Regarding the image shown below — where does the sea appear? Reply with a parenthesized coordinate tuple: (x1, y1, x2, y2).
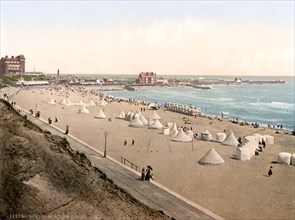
(105, 76, 295, 130)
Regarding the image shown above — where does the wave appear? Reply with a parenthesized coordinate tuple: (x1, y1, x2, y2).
(250, 101, 294, 110)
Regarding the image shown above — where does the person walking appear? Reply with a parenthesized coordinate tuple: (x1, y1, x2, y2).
(268, 166, 273, 177)
(132, 139, 135, 146)
(65, 125, 69, 135)
(141, 168, 145, 181)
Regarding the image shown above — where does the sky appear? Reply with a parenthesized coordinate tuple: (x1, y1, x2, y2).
(0, 1, 294, 76)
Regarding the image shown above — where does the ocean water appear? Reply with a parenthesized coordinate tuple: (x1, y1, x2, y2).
(105, 76, 295, 130)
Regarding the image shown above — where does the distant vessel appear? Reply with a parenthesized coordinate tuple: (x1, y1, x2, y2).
(191, 84, 212, 90)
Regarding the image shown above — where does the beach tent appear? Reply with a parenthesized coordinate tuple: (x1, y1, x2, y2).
(162, 127, 170, 135)
(139, 114, 148, 125)
(291, 154, 295, 166)
(94, 109, 106, 119)
(133, 112, 141, 120)
(48, 98, 55, 105)
(198, 148, 224, 165)
(170, 122, 178, 137)
(79, 106, 90, 114)
(88, 99, 96, 106)
(216, 133, 226, 143)
(98, 99, 107, 107)
(60, 98, 71, 106)
(172, 128, 192, 142)
(222, 131, 239, 146)
(262, 135, 274, 145)
(125, 112, 134, 121)
(201, 130, 213, 141)
(129, 116, 144, 128)
(116, 110, 125, 119)
(245, 136, 258, 144)
(147, 118, 155, 126)
(235, 147, 251, 161)
(78, 100, 84, 106)
(277, 152, 291, 165)
(185, 130, 194, 139)
(166, 122, 173, 130)
(149, 119, 163, 129)
(149, 111, 161, 120)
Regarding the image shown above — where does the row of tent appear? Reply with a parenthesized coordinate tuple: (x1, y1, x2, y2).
(48, 98, 108, 107)
(164, 102, 201, 116)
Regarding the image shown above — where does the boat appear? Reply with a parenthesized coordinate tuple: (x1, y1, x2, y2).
(191, 84, 212, 90)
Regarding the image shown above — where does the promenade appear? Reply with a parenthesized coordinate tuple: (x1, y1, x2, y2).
(17, 107, 223, 220)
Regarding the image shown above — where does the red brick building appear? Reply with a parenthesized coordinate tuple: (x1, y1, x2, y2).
(0, 55, 25, 75)
(136, 72, 156, 84)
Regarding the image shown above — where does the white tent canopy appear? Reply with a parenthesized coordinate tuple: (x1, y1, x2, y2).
(79, 106, 90, 114)
(129, 116, 144, 128)
(116, 110, 125, 119)
(222, 131, 239, 146)
(216, 133, 226, 143)
(243, 140, 258, 157)
(48, 98, 55, 105)
(172, 128, 192, 142)
(170, 122, 178, 137)
(60, 98, 71, 106)
(94, 109, 106, 119)
(139, 114, 148, 125)
(149, 119, 163, 129)
(149, 111, 161, 120)
(201, 130, 213, 141)
(198, 148, 224, 165)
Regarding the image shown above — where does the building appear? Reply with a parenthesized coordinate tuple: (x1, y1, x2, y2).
(0, 55, 25, 75)
(136, 72, 156, 84)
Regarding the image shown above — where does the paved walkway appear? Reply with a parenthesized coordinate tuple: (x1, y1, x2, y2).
(17, 107, 223, 220)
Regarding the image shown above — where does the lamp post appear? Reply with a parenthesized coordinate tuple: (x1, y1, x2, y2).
(104, 131, 109, 158)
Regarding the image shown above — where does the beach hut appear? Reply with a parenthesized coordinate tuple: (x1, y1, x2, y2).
(172, 128, 192, 142)
(291, 154, 295, 166)
(201, 130, 213, 141)
(216, 133, 226, 143)
(162, 127, 170, 135)
(94, 109, 106, 119)
(149, 111, 161, 120)
(235, 147, 251, 161)
(149, 119, 163, 129)
(48, 98, 55, 105)
(170, 122, 178, 137)
(253, 134, 262, 142)
(116, 110, 125, 119)
(262, 135, 274, 145)
(129, 116, 144, 128)
(222, 131, 239, 147)
(198, 148, 224, 165)
(185, 130, 194, 139)
(243, 140, 258, 157)
(79, 106, 90, 114)
(277, 152, 292, 165)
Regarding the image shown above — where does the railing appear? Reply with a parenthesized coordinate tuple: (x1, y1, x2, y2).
(120, 156, 138, 171)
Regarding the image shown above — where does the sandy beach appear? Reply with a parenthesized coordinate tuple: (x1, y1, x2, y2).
(11, 86, 295, 219)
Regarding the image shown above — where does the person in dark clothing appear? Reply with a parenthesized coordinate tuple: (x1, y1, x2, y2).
(55, 116, 58, 122)
(65, 125, 69, 135)
(124, 140, 127, 145)
(132, 139, 135, 146)
(145, 167, 151, 181)
(141, 168, 145, 181)
(268, 166, 273, 177)
(262, 138, 266, 148)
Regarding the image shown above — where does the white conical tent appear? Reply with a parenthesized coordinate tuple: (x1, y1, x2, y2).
(166, 122, 173, 130)
(147, 118, 155, 126)
(198, 148, 224, 165)
(139, 114, 148, 125)
(216, 133, 226, 142)
(94, 109, 106, 119)
(125, 112, 134, 121)
(60, 98, 71, 106)
(78, 100, 84, 106)
(149, 119, 163, 129)
(88, 99, 96, 106)
(129, 116, 144, 128)
(116, 110, 125, 119)
(98, 99, 107, 107)
(149, 111, 161, 120)
(172, 128, 192, 142)
(185, 130, 194, 139)
(235, 147, 251, 161)
(201, 130, 213, 141)
(133, 112, 141, 120)
(170, 122, 178, 137)
(79, 106, 89, 114)
(222, 131, 239, 146)
(48, 98, 55, 105)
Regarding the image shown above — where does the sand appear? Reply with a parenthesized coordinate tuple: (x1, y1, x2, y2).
(11, 86, 295, 219)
